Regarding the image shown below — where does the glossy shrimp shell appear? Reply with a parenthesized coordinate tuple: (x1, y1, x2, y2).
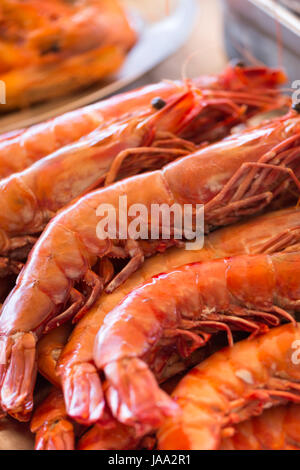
(2, 108, 300, 421)
(0, 81, 179, 179)
(0, 89, 199, 259)
(37, 324, 72, 388)
(57, 207, 300, 426)
(219, 404, 300, 450)
(36, 324, 148, 450)
(0, 70, 290, 252)
(0, 77, 283, 275)
(93, 252, 300, 433)
(158, 323, 300, 450)
(33, 208, 300, 447)
(35, 325, 146, 450)
(36, 327, 184, 450)
(30, 388, 74, 451)
(77, 421, 152, 451)
(31, 385, 152, 451)
(0, 63, 288, 179)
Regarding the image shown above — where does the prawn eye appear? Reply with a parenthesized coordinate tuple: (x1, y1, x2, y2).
(292, 102, 300, 113)
(230, 58, 245, 68)
(40, 41, 61, 55)
(151, 97, 167, 110)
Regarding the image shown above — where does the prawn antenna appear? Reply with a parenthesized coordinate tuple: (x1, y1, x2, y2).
(232, 41, 264, 67)
(181, 50, 202, 89)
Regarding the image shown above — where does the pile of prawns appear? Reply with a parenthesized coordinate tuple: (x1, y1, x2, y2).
(0, 62, 300, 450)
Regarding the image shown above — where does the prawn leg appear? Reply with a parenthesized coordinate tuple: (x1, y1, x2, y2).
(30, 389, 75, 451)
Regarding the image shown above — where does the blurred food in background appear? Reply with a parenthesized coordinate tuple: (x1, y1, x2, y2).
(0, 0, 137, 111)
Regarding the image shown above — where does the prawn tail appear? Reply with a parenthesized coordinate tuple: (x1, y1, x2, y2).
(0, 332, 37, 421)
(62, 362, 105, 426)
(30, 388, 75, 450)
(35, 420, 75, 451)
(104, 358, 179, 436)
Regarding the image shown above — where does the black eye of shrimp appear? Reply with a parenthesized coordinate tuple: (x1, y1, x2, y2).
(40, 41, 61, 55)
(151, 97, 167, 110)
(292, 102, 300, 113)
(230, 58, 245, 68)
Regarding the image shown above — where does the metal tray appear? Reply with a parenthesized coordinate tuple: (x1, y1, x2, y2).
(222, 0, 300, 83)
(279, 0, 300, 16)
